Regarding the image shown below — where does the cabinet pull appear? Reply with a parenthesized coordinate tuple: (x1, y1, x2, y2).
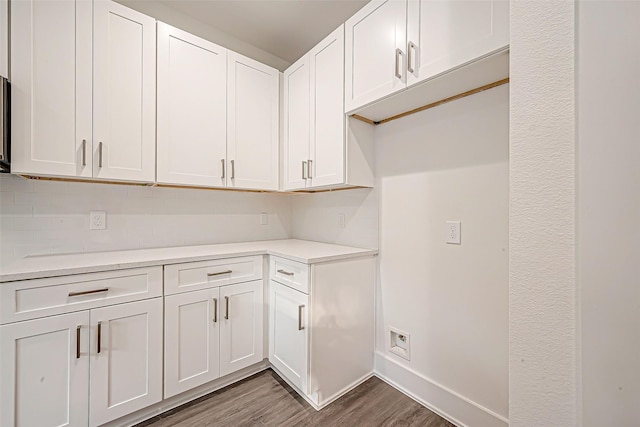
(213, 298, 218, 323)
(225, 296, 229, 320)
(81, 139, 87, 166)
(302, 161, 307, 179)
(97, 321, 102, 354)
(68, 288, 109, 297)
(395, 48, 403, 79)
(407, 41, 417, 74)
(98, 142, 103, 168)
(307, 160, 313, 179)
(221, 159, 225, 179)
(207, 270, 232, 277)
(76, 326, 81, 359)
(277, 269, 294, 276)
(298, 305, 305, 330)
(230, 160, 235, 179)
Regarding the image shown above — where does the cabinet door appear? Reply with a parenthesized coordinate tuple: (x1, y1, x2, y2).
(219, 280, 264, 377)
(157, 23, 227, 187)
(268, 281, 309, 393)
(227, 52, 279, 190)
(406, 0, 509, 86)
(93, 1, 156, 183)
(309, 25, 345, 188)
(164, 288, 220, 398)
(345, 0, 407, 113)
(10, 0, 92, 178)
(283, 55, 310, 191)
(89, 298, 162, 426)
(0, 311, 90, 427)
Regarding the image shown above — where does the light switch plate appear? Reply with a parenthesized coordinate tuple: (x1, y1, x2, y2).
(446, 221, 461, 244)
(260, 212, 268, 225)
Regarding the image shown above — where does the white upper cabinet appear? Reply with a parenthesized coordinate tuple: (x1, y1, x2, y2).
(157, 23, 227, 187)
(0, 0, 8, 77)
(11, 0, 156, 183)
(345, 0, 509, 113)
(345, 0, 407, 113)
(406, 0, 509, 86)
(309, 26, 346, 188)
(283, 55, 311, 190)
(227, 52, 279, 190)
(284, 25, 374, 191)
(11, 0, 93, 178)
(93, 1, 156, 183)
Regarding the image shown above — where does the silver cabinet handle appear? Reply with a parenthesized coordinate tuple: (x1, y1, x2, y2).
(207, 270, 232, 277)
(395, 48, 403, 79)
(230, 160, 235, 179)
(302, 161, 307, 179)
(213, 298, 218, 323)
(224, 296, 229, 320)
(97, 321, 102, 354)
(407, 41, 417, 74)
(98, 142, 103, 168)
(81, 139, 87, 166)
(277, 269, 294, 276)
(221, 159, 225, 179)
(76, 326, 81, 359)
(307, 160, 313, 179)
(298, 305, 305, 330)
(68, 288, 109, 297)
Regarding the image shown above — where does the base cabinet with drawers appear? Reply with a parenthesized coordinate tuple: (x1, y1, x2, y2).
(268, 255, 376, 408)
(0, 267, 163, 427)
(163, 257, 264, 398)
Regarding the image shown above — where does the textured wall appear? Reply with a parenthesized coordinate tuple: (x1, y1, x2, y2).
(0, 175, 291, 267)
(509, 1, 576, 425)
(578, 1, 640, 425)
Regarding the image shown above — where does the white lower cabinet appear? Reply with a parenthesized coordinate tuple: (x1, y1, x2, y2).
(89, 298, 163, 426)
(0, 311, 90, 427)
(268, 255, 376, 408)
(269, 280, 309, 393)
(164, 288, 221, 398)
(164, 270, 264, 397)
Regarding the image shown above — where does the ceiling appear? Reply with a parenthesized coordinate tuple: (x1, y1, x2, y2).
(156, 0, 369, 64)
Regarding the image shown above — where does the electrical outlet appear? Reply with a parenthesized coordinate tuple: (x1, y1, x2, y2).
(90, 211, 106, 230)
(338, 213, 346, 228)
(260, 212, 268, 225)
(446, 221, 461, 244)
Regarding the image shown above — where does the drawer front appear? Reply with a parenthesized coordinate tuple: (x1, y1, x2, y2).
(269, 257, 309, 294)
(0, 267, 163, 324)
(164, 256, 263, 295)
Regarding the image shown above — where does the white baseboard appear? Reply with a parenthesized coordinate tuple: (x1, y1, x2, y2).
(374, 352, 508, 427)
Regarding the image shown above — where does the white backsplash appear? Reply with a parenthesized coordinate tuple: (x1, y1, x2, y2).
(0, 174, 292, 266)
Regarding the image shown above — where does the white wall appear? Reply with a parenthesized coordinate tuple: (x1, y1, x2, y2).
(374, 85, 509, 427)
(578, 1, 640, 426)
(0, 175, 291, 267)
(509, 1, 577, 425)
(290, 188, 378, 249)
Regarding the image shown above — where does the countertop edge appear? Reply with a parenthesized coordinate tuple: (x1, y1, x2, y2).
(0, 241, 378, 283)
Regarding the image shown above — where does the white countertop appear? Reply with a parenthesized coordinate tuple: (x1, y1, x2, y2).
(0, 239, 378, 282)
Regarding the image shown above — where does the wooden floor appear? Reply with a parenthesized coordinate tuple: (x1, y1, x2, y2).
(138, 369, 456, 427)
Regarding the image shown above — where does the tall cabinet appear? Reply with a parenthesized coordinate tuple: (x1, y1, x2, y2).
(283, 25, 374, 191)
(11, 0, 156, 183)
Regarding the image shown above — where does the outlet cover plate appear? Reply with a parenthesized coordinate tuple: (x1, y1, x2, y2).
(446, 221, 461, 244)
(90, 211, 106, 230)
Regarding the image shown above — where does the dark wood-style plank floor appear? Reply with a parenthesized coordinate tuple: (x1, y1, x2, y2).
(138, 369, 456, 427)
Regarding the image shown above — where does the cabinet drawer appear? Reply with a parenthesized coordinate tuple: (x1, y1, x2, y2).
(269, 257, 309, 294)
(164, 256, 263, 295)
(0, 267, 163, 324)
